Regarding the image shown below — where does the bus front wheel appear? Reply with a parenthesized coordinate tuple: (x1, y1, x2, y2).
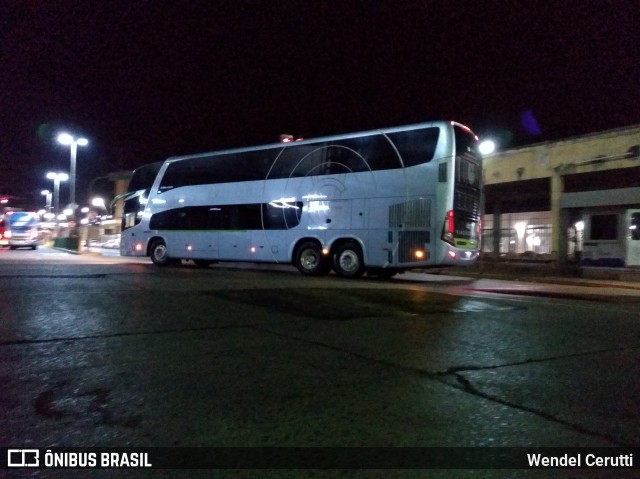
(150, 240, 172, 266)
(294, 241, 330, 276)
(333, 242, 365, 278)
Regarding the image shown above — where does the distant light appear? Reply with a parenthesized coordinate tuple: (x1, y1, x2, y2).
(479, 140, 496, 155)
(57, 133, 73, 145)
(575, 221, 584, 232)
(47, 172, 69, 181)
(57, 133, 88, 146)
(91, 197, 106, 208)
(63, 208, 73, 216)
(41, 190, 50, 195)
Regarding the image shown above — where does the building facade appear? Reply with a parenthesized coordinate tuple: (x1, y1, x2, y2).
(482, 124, 640, 267)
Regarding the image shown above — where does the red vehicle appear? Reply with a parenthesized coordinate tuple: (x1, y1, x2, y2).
(0, 217, 8, 247)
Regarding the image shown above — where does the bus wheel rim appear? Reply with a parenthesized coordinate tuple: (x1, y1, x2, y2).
(339, 251, 359, 272)
(300, 249, 318, 270)
(154, 244, 167, 261)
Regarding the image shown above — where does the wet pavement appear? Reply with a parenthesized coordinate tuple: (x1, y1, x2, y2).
(88, 246, 640, 302)
(1, 250, 640, 477)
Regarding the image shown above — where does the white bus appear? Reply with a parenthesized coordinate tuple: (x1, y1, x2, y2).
(120, 121, 483, 278)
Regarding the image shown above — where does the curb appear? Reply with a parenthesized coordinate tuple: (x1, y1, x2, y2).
(461, 287, 640, 303)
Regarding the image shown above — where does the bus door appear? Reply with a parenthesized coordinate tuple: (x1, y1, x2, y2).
(626, 209, 640, 266)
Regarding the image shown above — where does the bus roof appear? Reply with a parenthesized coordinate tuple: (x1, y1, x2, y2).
(162, 120, 472, 164)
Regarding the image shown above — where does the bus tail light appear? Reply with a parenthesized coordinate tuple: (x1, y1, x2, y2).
(442, 210, 455, 245)
(448, 250, 457, 259)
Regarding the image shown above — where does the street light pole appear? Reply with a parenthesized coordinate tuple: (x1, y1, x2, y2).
(46, 172, 69, 215)
(57, 133, 88, 210)
(41, 190, 52, 213)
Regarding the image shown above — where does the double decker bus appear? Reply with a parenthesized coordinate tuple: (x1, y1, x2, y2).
(120, 121, 483, 278)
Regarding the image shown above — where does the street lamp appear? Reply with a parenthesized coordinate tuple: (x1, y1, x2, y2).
(46, 172, 69, 215)
(57, 132, 88, 210)
(91, 197, 107, 211)
(479, 139, 496, 155)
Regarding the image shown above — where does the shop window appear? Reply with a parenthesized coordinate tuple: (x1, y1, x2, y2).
(589, 214, 617, 240)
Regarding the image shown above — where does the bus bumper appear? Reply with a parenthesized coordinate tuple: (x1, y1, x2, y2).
(443, 248, 480, 265)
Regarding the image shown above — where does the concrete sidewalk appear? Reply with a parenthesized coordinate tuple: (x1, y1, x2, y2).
(441, 260, 640, 285)
(413, 261, 640, 303)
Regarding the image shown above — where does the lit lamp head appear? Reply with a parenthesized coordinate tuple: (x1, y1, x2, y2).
(479, 139, 496, 155)
(57, 133, 88, 146)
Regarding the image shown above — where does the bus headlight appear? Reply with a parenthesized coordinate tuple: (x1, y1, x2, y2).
(414, 249, 425, 260)
(134, 243, 143, 252)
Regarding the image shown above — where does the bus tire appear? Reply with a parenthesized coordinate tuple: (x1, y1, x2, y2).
(294, 241, 330, 276)
(150, 239, 172, 266)
(333, 242, 365, 278)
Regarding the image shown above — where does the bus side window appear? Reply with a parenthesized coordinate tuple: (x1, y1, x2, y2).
(263, 202, 302, 229)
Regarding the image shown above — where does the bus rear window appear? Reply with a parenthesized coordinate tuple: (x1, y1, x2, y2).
(454, 125, 480, 158)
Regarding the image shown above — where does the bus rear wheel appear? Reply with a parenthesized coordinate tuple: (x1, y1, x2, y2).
(333, 242, 365, 278)
(294, 241, 330, 276)
(150, 240, 172, 266)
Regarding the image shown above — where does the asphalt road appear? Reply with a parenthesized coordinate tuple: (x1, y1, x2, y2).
(0, 247, 639, 478)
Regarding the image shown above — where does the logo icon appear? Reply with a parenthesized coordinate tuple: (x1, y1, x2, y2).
(7, 449, 40, 467)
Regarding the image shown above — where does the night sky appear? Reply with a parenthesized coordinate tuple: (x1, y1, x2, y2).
(1, 1, 639, 208)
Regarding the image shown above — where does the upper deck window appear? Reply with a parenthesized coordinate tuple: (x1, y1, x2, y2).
(158, 127, 441, 191)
